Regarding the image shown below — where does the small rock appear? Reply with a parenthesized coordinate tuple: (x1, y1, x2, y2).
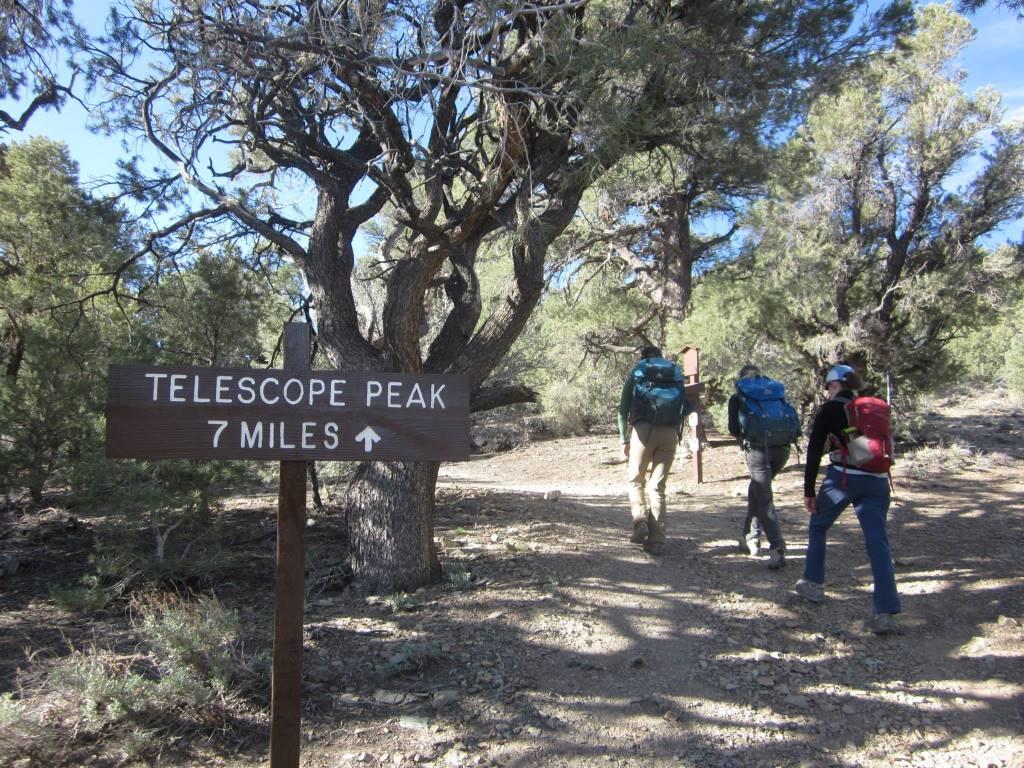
(442, 746, 467, 765)
(432, 689, 460, 708)
(374, 690, 409, 705)
(785, 695, 811, 710)
(629, 655, 647, 668)
(399, 715, 431, 731)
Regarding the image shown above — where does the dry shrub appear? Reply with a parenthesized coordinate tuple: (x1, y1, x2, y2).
(0, 593, 265, 767)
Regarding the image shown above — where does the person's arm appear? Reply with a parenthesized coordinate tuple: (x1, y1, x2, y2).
(617, 376, 633, 445)
(727, 393, 741, 438)
(676, 367, 693, 440)
(803, 400, 844, 498)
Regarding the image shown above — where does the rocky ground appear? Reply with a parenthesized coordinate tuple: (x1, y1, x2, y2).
(1, 390, 1023, 767)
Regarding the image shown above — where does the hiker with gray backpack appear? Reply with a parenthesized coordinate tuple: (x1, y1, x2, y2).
(728, 364, 802, 570)
(617, 346, 694, 556)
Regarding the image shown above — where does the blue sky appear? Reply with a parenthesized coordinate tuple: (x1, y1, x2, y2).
(5, 1, 1023, 241)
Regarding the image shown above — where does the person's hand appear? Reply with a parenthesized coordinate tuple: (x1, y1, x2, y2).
(622, 442, 630, 459)
(804, 496, 816, 515)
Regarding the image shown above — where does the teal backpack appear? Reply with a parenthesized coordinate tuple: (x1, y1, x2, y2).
(630, 358, 687, 428)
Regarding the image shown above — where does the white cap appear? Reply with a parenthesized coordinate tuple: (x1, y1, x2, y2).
(825, 364, 856, 385)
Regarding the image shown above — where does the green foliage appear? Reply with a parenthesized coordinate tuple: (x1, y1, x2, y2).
(731, 5, 1024, 399)
(0, 139, 301, 504)
(0, 138, 136, 500)
(503, 264, 646, 435)
(136, 592, 244, 692)
(143, 247, 301, 367)
(1004, 299, 1024, 397)
(0, 692, 25, 726)
(673, 260, 821, 425)
(541, 372, 617, 436)
(382, 592, 417, 613)
(52, 493, 241, 612)
(378, 641, 443, 679)
(3, 593, 256, 764)
(443, 561, 475, 589)
(946, 259, 1024, 389)
(48, 651, 165, 725)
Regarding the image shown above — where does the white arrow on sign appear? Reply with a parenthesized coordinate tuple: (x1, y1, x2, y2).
(354, 426, 381, 453)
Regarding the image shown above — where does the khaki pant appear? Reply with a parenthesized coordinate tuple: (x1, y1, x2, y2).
(627, 423, 679, 544)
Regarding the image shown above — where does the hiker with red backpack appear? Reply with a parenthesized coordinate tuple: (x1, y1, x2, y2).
(795, 364, 901, 635)
(617, 345, 693, 556)
(728, 364, 801, 570)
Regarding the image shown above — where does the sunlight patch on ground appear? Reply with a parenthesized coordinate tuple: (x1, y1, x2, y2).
(896, 578, 958, 595)
(959, 578, 1022, 593)
(951, 636, 1024, 660)
(624, 614, 681, 641)
(905, 679, 1024, 705)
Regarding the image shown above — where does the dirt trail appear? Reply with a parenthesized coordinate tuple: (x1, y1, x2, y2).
(2, 392, 1022, 768)
(294, 390, 1024, 767)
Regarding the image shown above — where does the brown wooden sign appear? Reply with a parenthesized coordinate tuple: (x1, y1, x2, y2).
(106, 364, 470, 462)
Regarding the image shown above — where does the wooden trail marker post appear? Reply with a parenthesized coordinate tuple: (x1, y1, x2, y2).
(105, 323, 470, 768)
(680, 346, 705, 485)
(272, 323, 309, 767)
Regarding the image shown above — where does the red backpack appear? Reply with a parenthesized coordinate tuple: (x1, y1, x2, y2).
(834, 396, 895, 473)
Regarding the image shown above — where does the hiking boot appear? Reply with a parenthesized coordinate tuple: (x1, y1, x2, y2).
(794, 578, 825, 603)
(630, 520, 649, 544)
(767, 549, 786, 570)
(738, 537, 759, 557)
(871, 613, 898, 635)
(644, 540, 665, 556)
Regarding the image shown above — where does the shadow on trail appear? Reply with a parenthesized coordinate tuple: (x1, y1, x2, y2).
(3, 432, 1021, 767)
(381, 473, 1023, 765)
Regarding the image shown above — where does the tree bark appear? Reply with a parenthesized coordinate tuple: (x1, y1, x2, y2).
(345, 460, 442, 593)
(471, 383, 537, 413)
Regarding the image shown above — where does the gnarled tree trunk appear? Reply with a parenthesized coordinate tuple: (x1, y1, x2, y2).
(346, 460, 441, 592)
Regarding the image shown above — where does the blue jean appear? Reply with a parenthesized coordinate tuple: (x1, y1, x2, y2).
(803, 466, 901, 615)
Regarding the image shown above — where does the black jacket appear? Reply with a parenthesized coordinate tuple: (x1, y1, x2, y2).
(803, 389, 855, 497)
(727, 392, 742, 439)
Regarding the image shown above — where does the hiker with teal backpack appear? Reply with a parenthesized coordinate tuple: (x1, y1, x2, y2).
(728, 364, 802, 570)
(795, 364, 901, 635)
(617, 346, 693, 556)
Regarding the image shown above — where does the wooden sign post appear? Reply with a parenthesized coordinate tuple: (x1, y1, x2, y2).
(271, 323, 309, 768)
(680, 346, 705, 485)
(105, 323, 470, 768)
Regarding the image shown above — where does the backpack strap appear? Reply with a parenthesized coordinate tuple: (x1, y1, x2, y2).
(828, 394, 852, 487)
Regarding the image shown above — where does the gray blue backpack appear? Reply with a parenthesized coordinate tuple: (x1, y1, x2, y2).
(631, 358, 687, 428)
(735, 376, 801, 447)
